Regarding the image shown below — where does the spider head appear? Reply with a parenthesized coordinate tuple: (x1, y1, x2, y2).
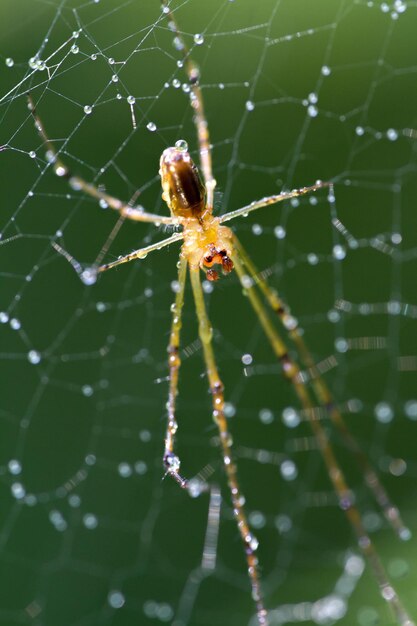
(203, 244, 234, 281)
(159, 140, 206, 219)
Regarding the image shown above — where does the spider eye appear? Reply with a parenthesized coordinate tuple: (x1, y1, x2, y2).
(160, 145, 206, 218)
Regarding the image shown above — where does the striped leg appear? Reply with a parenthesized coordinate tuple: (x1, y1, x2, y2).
(232, 247, 414, 626)
(232, 234, 409, 540)
(189, 265, 268, 626)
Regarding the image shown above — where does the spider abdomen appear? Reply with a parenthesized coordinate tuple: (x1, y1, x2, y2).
(160, 142, 206, 219)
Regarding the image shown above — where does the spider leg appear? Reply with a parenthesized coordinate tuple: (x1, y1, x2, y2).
(232, 248, 414, 626)
(98, 231, 183, 273)
(27, 94, 174, 226)
(189, 265, 267, 626)
(232, 235, 410, 541)
(161, 3, 216, 209)
(163, 255, 191, 488)
(220, 182, 331, 225)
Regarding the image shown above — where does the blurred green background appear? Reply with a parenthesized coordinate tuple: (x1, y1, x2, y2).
(0, 0, 416, 625)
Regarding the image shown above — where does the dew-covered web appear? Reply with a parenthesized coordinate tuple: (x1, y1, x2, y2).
(1, 0, 417, 625)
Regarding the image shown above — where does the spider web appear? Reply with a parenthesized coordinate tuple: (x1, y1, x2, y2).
(0, 0, 416, 624)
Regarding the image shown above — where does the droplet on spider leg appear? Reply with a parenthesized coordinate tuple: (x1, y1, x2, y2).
(80, 267, 98, 286)
(173, 36, 184, 51)
(187, 478, 206, 498)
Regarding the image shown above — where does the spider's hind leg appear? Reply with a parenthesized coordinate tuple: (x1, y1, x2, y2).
(189, 264, 268, 626)
(231, 237, 414, 626)
(232, 233, 410, 541)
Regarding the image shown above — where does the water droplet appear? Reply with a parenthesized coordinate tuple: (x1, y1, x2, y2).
(241, 353, 253, 365)
(68, 494, 81, 507)
(83, 105, 93, 115)
(0, 312, 9, 324)
(8, 459, 22, 475)
(375, 402, 394, 423)
(28, 56, 38, 69)
(111, 74, 118, 82)
(54, 164, 66, 177)
(282, 406, 300, 428)
(395, 0, 407, 10)
(307, 104, 318, 117)
(194, 33, 204, 45)
(83, 513, 98, 529)
(308, 92, 318, 104)
(99, 198, 108, 209)
(29, 151, 36, 159)
(275, 514, 292, 533)
(173, 36, 184, 51)
(404, 399, 417, 420)
(82, 385, 94, 397)
(321, 65, 331, 76)
(118, 462, 133, 478)
(146, 121, 156, 132)
(251, 223, 263, 235)
(172, 78, 181, 88)
(108, 591, 125, 609)
(10, 318, 21, 330)
(249, 511, 266, 529)
(274, 225, 286, 239)
(333, 244, 346, 260)
(127, 95, 135, 105)
(335, 337, 348, 353)
(245, 100, 255, 111)
(355, 126, 365, 136)
(307, 253, 319, 265)
(5, 57, 14, 67)
(80, 267, 97, 286)
(134, 460, 147, 475)
(90, 53, 97, 60)
(175, 139, 188, 152)
(280, 459, 298, 481)
(387, 128, 398, 141)
(71, 44, 79, 54)
(28, 350, 41, 365)
(11, 482, 26, 499)
(108, 57, 115, 65)
(259, 408, 273, 424)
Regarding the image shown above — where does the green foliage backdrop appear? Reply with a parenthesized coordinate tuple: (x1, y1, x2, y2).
(0, 1, 416, 625)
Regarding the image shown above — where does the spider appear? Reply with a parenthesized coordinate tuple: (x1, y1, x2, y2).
(27, 3, 413, 625)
